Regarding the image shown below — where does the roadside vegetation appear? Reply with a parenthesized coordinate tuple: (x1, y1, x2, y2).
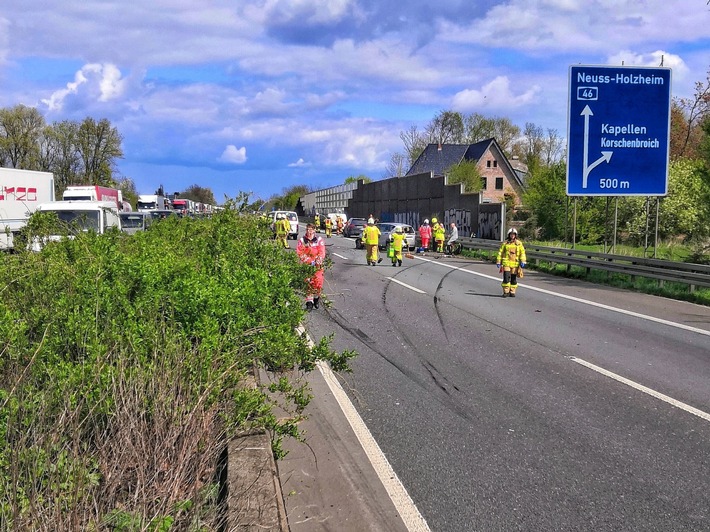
(0, 206, 353, 530)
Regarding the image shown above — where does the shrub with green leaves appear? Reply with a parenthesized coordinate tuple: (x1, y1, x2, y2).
(0, 207, 354, 530)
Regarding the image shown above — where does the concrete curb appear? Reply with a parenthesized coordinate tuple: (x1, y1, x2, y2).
(226, 369, 289, 531)
(227, 430, 289, 531)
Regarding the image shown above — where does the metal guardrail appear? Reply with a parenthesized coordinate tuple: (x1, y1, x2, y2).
(458, 237, 710, 292)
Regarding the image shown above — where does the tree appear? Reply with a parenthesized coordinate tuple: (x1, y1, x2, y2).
(384, 152, 408, 178)
(76, 117, 123, 186)
(522, 161, 567, 240)
(672, 67, 710, 159)
(400, 126, 427, 167)
(39, 120, 82, 195)
(271, 185, 311, 211)
(344, 174, 371, 184)
(464, 114, 520, 154)
(445, 159, 483, 193)
(0, 104, 46, 169)
(180, 184, 216, 206)
(116, 176, 139, 209)
(425, 111, 464, 144)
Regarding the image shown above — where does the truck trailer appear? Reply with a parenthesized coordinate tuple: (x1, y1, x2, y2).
(0, 167, 56, 250)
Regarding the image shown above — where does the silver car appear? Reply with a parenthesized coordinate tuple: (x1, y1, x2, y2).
(377, 222, 416, 251)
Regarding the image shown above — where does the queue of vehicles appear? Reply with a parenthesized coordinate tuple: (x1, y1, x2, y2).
(0, 168, 220, 251)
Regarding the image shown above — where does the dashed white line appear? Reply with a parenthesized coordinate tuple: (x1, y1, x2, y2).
(387, 277, 427, 294)
(570, 357, 710, 422)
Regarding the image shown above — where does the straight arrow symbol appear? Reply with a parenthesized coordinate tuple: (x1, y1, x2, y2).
(581, 105, 613, 188)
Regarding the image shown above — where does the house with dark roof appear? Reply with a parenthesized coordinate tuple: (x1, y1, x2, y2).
(406, 138, 525, 205)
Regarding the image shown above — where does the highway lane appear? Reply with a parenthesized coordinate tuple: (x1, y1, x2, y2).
(302, 234, 710, 531)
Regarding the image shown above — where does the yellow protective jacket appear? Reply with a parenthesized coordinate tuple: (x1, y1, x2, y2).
(390, 232, 406, 252)
(433, 223, 445, 240)
(276, 218, 289, 236)
(496, 239, 526, 268)
(363, 225, 381, 245)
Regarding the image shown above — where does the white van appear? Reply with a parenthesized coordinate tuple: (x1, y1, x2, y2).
(270, 211, 299, 239)
(30, 201, 121, 251)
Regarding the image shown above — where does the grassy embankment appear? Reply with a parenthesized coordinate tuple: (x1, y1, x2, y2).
(0, 209, 353, 530)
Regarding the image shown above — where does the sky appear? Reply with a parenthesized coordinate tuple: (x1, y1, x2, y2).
(1, 1, 709, 203)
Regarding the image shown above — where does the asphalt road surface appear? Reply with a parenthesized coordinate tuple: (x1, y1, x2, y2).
(292, 232, 710, 531)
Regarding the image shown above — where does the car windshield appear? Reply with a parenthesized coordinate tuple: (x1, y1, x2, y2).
(120, 214, 145, 228)
(378, 224, 395, 232)
(55, 210, 100, 231)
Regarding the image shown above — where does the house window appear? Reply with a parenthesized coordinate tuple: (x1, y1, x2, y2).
(482, 177, 487, 189)
(493, 160, 498, 168)
(486, 160, 492, 168)
(495, 177, 504, 190)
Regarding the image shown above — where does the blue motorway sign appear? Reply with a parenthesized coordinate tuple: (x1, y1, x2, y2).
(567, 65, 671, 196)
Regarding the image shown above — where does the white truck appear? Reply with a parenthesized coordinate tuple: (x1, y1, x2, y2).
(30, 200, 122, 251)
(62, 185, 125, 210)
(137, 194, 167, 212)
(0, 167, 56, 250)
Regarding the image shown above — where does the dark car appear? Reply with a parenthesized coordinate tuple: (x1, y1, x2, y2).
(343, 217, 367, 239)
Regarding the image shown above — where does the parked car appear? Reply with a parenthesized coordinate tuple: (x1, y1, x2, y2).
(377, 223, 416, 251)
(343, 217, 367, 238)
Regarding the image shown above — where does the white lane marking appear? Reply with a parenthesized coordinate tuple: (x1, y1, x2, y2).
(414, 256, 710, 337)
(298, 328, 430, 531)
(570, 357, 710, 422)
(332, 252, 348, 259)
(387, 277, 427, 294)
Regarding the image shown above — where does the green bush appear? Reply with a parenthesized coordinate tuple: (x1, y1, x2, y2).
(0, 208, 354, 529)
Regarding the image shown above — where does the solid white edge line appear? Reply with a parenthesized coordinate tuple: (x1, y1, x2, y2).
(332, 252, 348, 259)
(570, 357, 710, 422)
(297, 328, 430, 531)
(413, 256, 710, 337)
(316, 360, 431, 532)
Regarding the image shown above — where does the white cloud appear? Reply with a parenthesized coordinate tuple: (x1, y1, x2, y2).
(606, 50, 689, 79)
(41, 63, 127, 111)
(451, 76, 541, 111)
(288, 158, 310, 167)
(219, 145, 247, 164)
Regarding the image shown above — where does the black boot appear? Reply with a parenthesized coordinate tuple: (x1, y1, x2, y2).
(313, 297, 320, 309)
(306, 301, 314, 311)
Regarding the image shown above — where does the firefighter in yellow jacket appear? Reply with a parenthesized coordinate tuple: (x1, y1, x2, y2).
(389, 225, 406, 267)
(496, 228, 526, 297)
(432, 217, 446, 252)
(362, 218, 382, 266)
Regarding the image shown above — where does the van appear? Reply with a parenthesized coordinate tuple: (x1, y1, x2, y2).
(270, 211, 299, 239)
(30, 201, 121, 251)
(120, 211, 151, 234)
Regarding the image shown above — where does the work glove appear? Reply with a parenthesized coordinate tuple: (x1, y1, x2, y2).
(496, 264, 501, 269)
(520, 262, 526, 268)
